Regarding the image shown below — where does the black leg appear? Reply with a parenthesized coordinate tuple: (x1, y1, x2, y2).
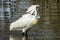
(22, 30, 28, 40)
(25, 31, 28, 40)
(22, 32, 25, 37)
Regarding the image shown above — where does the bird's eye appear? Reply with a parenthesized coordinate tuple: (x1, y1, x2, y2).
(32, 13, 34, 15)
(31, 12, 35, 15)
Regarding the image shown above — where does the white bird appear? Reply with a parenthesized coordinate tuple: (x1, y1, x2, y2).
(9, 5, 40, 40)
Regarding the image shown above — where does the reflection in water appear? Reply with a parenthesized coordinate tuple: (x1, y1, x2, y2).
(9, 35, 22, 40)
(9, 35, 33, 40)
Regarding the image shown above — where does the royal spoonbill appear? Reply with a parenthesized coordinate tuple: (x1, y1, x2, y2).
(10, 5, 40, 40)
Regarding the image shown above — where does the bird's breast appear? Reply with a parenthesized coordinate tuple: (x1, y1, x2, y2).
(32, 18, 38, 25)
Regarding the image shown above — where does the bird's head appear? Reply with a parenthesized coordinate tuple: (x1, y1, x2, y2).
(26, 5, 40, 19)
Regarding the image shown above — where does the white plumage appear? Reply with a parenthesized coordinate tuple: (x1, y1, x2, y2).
(10, 5, 40, 32)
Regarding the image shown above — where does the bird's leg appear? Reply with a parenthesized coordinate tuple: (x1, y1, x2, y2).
(22, 32, 26, 40)
(22, 30, 28, 40)
(25, 30, 28, 40)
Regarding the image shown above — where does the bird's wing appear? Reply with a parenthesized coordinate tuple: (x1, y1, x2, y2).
(10, 14, 32, 30)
